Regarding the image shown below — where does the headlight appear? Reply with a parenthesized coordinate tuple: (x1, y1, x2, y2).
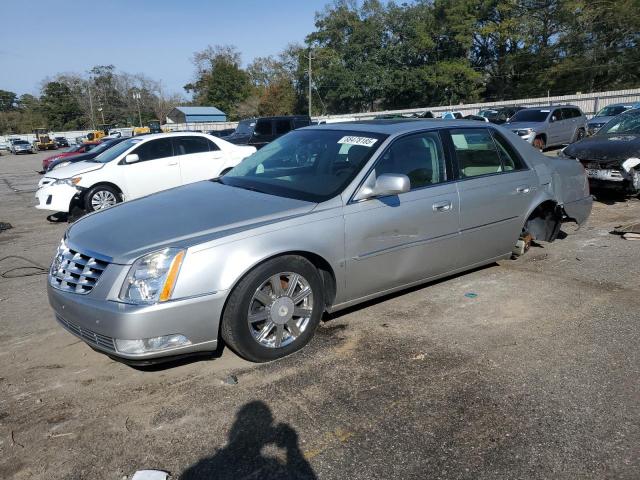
(52, 161, 71, 170)
(119, 248, 186, 305)
(52, 177, 81, 186)
(516, 129, 533, 136)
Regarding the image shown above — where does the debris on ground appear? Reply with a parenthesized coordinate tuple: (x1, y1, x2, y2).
(130, 470, 170, 480)
(0, 222, 12, 232)
(464, 292, 478, 299)
(222, 374, 238, 385)
(611, 222, 640, 240)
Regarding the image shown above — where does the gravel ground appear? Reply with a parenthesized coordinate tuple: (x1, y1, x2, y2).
(0, 149, 638, 480)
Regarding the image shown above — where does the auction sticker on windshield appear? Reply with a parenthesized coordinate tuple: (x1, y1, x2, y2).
(337, 136, 378, 147)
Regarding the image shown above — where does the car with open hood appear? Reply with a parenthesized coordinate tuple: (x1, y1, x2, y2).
(35, 132, 255, 215)
(560, 108, 640, 194)
(46, 119, 592, 364)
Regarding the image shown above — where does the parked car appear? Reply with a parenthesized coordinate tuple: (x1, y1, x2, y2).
(10, 139, 35, 154)
(0, 139, 9, 151)
(560, 108, 640, 194)
(507, 106, 587, 150)
(478, 106, 526, 124)
(441, 111, 463, 119)
(42, 143, 101, 171)
(54, 137, 70, 148)
(586, 102, 640, 136)
(45, 120, 592, 364)
(225, 115, 311, 149)
(36, 132, 256, 214)
(207, 128, 236, 138)
(463, 114, 489, 122)
(46, 138, 129, 172)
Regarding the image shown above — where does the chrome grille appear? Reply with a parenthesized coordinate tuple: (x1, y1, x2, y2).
(49, 246, 109, 294)
(56, 315, 116, 351)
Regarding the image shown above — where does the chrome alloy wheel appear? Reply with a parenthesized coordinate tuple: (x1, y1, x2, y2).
(91, 190, 118, 210)
(247, 272, 314, 348)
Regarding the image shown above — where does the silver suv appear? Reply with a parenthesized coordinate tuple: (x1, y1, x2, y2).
(507, 106, 587, 150)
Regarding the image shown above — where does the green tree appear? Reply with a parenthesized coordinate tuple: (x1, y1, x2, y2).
(184, 45, 251, 120)
(0, 90, 17, 111)
(40, 81, 84, 130)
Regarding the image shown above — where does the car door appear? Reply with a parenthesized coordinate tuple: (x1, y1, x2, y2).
(120, 138, 180, 199)
(343, 130, 461, 301)
(559, 108, 575, 144)
(449, 127, 537, 266)
(173, 135, 225, 185)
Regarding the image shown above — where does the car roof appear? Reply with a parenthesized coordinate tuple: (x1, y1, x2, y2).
(126, 131, 213, 142)
(304, 119, 493, 135)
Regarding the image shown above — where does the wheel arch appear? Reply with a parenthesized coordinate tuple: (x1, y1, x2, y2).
(223, 249, 338, 312)
(523, 199, 562, 242)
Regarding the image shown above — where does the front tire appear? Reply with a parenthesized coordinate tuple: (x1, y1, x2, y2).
(84, 185, 121, 212)
(221, 255, 324, 362)
(533, 136, 546, 151)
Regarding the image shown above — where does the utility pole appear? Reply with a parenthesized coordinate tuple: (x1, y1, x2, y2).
(87, 82, 96, 130)
(133, 92, 143, 127)
(308, 50, 313, 118)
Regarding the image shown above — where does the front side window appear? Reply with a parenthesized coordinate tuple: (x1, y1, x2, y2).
(174, 136, 209, 155)
(254, 119, 272, 136)
(596, 105, 628, 117)
(133, 138, 173, 162)
(450, 129, 502, 178)
(374, 131, 447, 189)
(221, 129, 387, 202)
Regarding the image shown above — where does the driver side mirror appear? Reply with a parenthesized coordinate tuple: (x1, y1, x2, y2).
(354, 173, 410, 201)
(124, 153, 139, 164)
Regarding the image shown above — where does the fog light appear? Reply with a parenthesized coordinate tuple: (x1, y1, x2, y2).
(115, 334, 191, 354)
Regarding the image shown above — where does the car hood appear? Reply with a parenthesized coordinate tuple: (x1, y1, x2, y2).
(45, 161, 104, 179)
(506, 121, 542, 131)
(66, 181, 316, 264)
(564, 134, 640, 166)
(587, 116, 613, 126)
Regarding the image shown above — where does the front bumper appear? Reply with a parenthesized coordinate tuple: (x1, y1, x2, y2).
(35, 184, 78, 212)
(48, 282, 228, 361)
(512, 131, 535, 143)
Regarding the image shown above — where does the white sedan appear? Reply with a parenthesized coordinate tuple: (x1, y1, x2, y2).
(35, 132, 256, 214)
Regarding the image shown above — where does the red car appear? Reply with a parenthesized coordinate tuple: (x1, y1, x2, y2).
(41, 142, 100, 171)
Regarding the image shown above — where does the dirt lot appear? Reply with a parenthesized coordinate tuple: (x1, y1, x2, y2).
(0, 149, 638, 479)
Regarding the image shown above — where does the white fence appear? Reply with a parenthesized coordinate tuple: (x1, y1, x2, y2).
(316, 87, 640, 121)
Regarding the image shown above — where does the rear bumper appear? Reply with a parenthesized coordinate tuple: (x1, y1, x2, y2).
(49, 283, 228, 361)
(562, 195, 593, 225)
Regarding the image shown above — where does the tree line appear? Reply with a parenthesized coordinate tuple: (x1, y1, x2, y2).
(1, 0, 638, 133)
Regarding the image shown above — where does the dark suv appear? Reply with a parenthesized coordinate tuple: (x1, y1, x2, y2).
(225, 115, 311, 149)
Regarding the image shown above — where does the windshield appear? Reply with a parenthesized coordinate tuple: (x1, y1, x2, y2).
(597, 111, 640, 135)
(234, 119, 256, 135)
(595, 105, 629, 117)
(15, 140, 29, 145)
(479, 110, 498, 118)
(90, 138, 143, 163)
(220, 129, 388, 202)
(508, 109, 550, 123)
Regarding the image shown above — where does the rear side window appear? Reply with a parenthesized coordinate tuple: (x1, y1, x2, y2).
(571, 108, 582, 118)
(274, 119, 292, 135)
(174, 136, 209, 155)
(133, 138, 173, 161)
(206, 139, 220, 151)
(490, 131, 527, 171)
(450, 129, 502, 178)
(254, 119, 272, 136)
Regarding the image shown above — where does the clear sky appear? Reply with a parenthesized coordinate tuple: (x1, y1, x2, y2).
(0, 0, 330, 97)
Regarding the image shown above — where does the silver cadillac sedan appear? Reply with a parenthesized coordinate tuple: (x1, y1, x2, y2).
(48, 120, 592, 363)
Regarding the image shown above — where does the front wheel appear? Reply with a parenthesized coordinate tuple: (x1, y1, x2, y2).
(221, 255, 324, 362)
(533, 136, 546, 151)
(84, 185, 122, 212)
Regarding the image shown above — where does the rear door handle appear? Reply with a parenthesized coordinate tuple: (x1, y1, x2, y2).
(432, 200, 452, 212)
(168, 161, 178, 166)
(516, 185, 530, 194)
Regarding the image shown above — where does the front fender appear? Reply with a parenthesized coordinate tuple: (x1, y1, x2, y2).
(171, 212, 346, 301)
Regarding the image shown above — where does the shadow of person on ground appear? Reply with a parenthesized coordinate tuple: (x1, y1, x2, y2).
(180, 400, 316, 480)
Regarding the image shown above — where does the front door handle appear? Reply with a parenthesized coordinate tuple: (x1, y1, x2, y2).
(432, 200, 452, 212)
(516, 185, 530, 194)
